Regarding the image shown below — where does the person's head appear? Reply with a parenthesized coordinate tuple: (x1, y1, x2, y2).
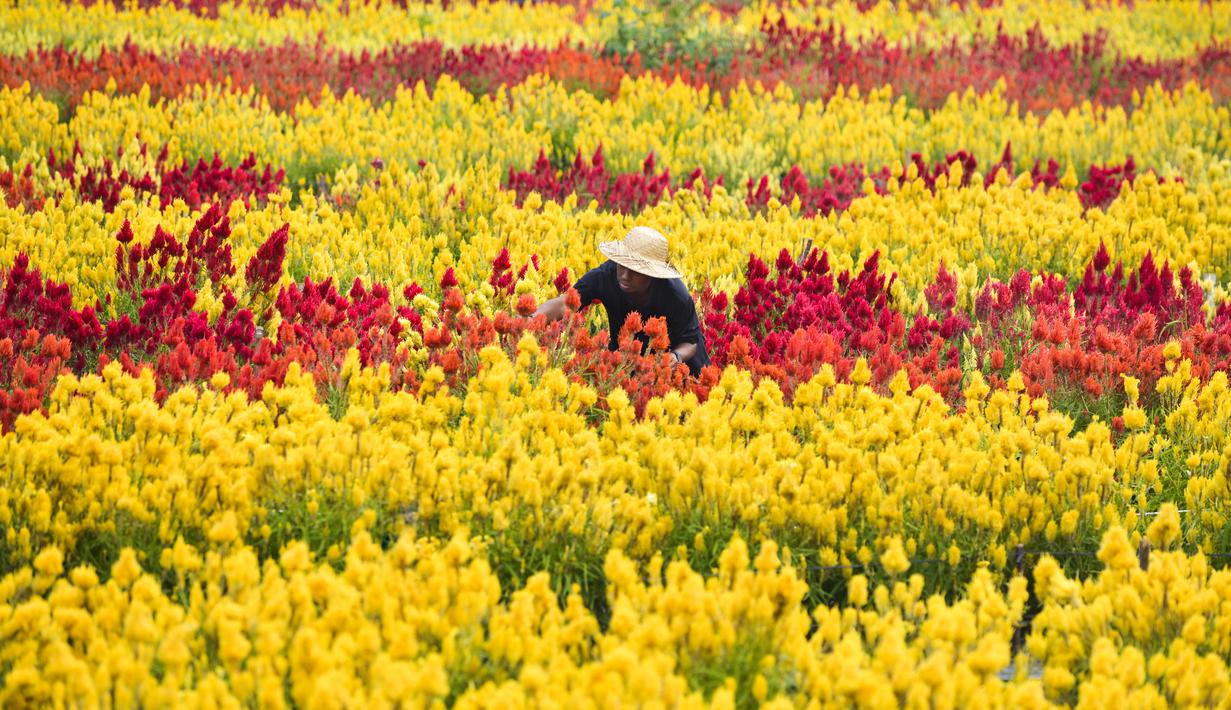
(598, 226, 681, 295)
(615, 262, 654, 296)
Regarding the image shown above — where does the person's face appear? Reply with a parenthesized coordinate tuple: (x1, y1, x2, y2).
(616, 263, 653, 296)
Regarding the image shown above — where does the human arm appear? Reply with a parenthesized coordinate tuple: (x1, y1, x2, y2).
(534, 263, 608, 321)
(668, 342, 697, 364)
(533, 295, 568, 322)
(663, 283, 703, 364)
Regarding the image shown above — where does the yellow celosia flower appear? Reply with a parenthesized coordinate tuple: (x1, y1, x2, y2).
(32, 546, 63, 577)
(880, 537, 910, 577)
(1146, 504, 1182, 550)
(208, 511, 241, 545)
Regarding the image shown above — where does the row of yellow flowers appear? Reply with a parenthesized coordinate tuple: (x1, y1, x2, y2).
(3, 140, 1230, 319)
(3, 341, 1228, 595)
(5, 529, 1227, 707)
(4, 76, 1229, 191)
(2, 350, 1230, 706)
(0, 0, 600, 57)
(0, 529, 1027, 708)
(1, 0, 1226, 61)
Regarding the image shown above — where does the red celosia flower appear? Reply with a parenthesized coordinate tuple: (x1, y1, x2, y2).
(553, 267, 571, 294)
(643, 316, 670, 352)
(515, 293, 537, 316)
(443, 287, 464, 313)
(245, 223, 290, 294)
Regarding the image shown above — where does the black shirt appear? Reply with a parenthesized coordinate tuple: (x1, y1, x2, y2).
(573, 260, 710, 376)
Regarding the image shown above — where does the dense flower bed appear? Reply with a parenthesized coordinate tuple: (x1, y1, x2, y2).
(3, 0, 1231, 707)
(5, 24, 1229, 114)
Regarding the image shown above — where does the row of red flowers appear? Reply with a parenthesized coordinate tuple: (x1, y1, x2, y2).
(508, 142, 1149, 215)
(702, 242, 1230, 418)
(2, 207, 1225, 432)
(1, 144, 284, 213)
(1, 139, 1147, 220)
(4, 22, 1227, 115)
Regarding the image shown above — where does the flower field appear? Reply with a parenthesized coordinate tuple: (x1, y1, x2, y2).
(3, 0, 1231, 706)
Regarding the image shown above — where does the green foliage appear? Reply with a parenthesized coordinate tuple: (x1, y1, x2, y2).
(324, 381, 350, 420)
(682, 630, 795, 709)
(63, 512, 165, 586)
(599, 0, 743, 71)
(475, 503, 613, 626)
(257, 490, 401, 570)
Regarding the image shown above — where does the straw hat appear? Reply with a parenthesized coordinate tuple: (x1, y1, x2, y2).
(598, 226, 682, 280)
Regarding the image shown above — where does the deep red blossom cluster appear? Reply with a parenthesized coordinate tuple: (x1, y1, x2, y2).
(4, 23, 1227, 115)
(888, 144, 1144, 212)
(696, 242, 1231, 413)
(40, 144, 284, 212)
(663, 19, 1231, 111)
(985, 245, 1231, 411)
(0, 254, 104, 364)
(487, 247, 543, 296)
(1074, 242, 1204, 332)
(0, 255, 103, 428)
(699, 248, 967, 400)
(0, 164, 43, 212)
(104, 206, 260, 358)
(506, 147, 719, 214)
(744, 163, 888, 218)
(1078, 156, 1140, 211)
(504, 143, 1152, 218)
(245, 223, 290, 297)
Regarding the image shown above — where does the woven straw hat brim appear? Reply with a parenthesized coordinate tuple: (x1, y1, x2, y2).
(599, 240, 682, 280)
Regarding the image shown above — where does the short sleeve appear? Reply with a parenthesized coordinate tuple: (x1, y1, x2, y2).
(571, 263, 611, 308)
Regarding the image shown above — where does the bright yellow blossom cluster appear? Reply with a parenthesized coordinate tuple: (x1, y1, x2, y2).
(5, 349, 1231, 603)
(7, 366, 1231, 707)
(0, 526, 1028, 708)
(1028, 526, 1231, 706)
(3, 76, 1228, 191)
(2, 0, 1226, 61)
(0, 499, 1053, 710)
(0, 0, 602, 57)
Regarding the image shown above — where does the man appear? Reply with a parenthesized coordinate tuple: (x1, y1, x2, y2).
(535, 226, 710, 376)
